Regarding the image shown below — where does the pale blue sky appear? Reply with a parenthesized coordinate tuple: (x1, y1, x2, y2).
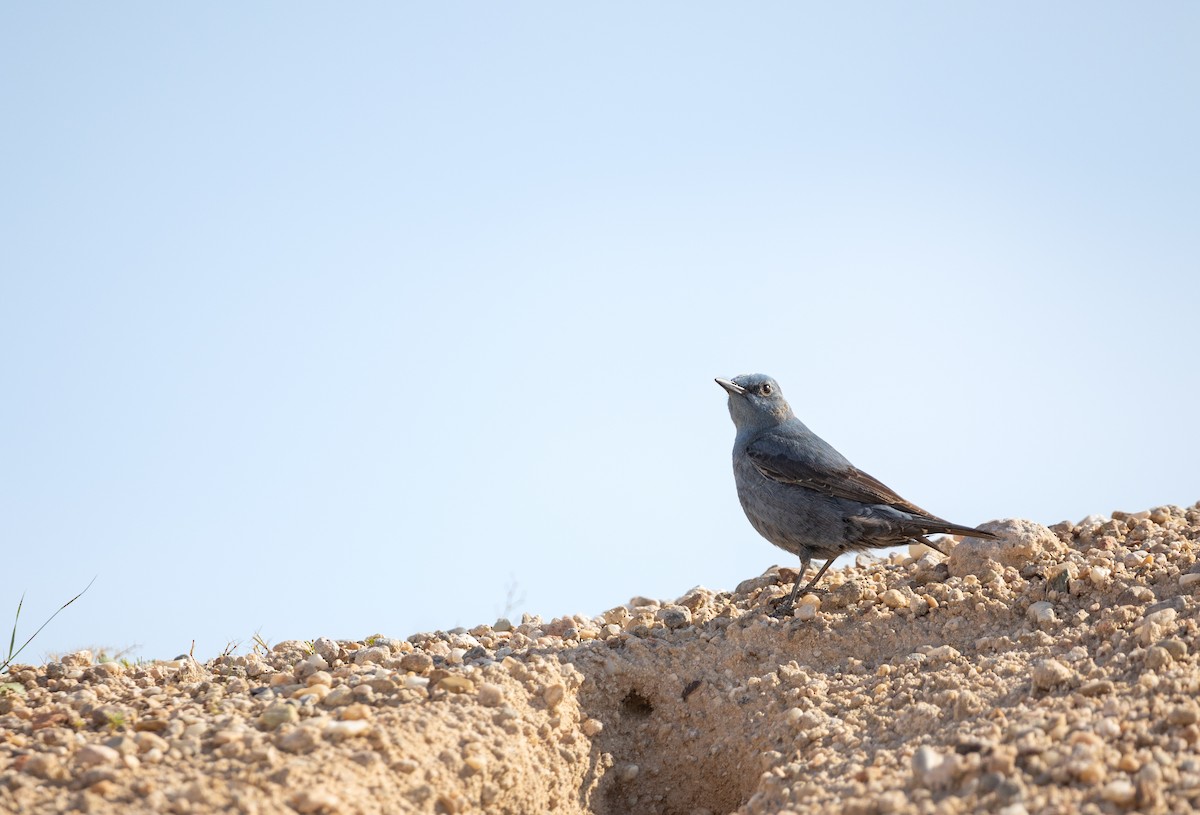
(2, 5, 1197, 661)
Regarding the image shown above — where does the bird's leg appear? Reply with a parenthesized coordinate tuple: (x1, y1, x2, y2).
(772, 554, 826, 617)
(797, 557, 836, 594)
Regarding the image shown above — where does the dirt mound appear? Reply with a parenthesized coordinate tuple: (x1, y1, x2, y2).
(3, 502, 1200, 814)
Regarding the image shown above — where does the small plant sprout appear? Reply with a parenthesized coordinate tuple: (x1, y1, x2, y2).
(251, 631, 271, 655)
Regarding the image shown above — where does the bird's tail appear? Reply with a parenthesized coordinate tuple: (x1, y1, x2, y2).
(908, 521, 996, 556)
(916, 519, 998, 541)
(851, 507, 999, 551)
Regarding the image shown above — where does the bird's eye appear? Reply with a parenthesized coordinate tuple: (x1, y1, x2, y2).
(761, 383, 772, 395)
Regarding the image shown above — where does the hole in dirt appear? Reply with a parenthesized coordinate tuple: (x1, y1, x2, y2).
(579, 676, 762, 815)
(619, 689, 654, 719)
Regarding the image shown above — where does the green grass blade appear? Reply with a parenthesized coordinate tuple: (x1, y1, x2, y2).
(6, 592, 24, 663)
(1, 577, 97, 674)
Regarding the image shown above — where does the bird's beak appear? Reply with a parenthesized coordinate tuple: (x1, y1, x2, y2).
(715, 378, 745, 395)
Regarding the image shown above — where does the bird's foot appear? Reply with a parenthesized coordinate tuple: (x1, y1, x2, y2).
(792, 585, 829, 598)
(768, 587, 826, 619)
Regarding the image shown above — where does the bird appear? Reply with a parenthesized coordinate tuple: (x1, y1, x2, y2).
(716, 373, 996, 615)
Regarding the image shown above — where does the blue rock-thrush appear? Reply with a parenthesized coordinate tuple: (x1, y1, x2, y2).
(716, 373, 996, 613)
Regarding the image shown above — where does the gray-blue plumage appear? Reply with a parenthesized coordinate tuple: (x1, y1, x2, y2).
(716, 373, 996, 612)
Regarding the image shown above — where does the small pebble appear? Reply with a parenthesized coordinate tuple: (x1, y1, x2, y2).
(324, 719, 371, 740)
(291, 789, 341, 814)
(312, 637, 340, 663)
(73, 744, 120, 768)
(997, 805, 1029, 815)
(260, 703, 300, 730)
(543, 683, 565, 708)
(399, 652, 433, 673)
(1026, 601, 1057, 627)
(655, 605, 692, 629)
(912, 745, 944, 788)
(354, 646, 391, 666)
(276, 726, 322, 754)
(1032, 659, 1074, 690)
(322, 686, 355, 707)
(338, 703, 372, 721)
(1079, 680, 1114, 697)
(1145, 646, 1173, 670)
(1101, 779, 1136, 804)
(477, 683, 505, 707)
(1168, 703, 1199, 726)
(437, 676, 475, 694)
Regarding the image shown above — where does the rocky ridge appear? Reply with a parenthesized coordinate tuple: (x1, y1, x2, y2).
(2, 503, 1200, 814)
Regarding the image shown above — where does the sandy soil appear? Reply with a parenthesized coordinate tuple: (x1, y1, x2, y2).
(3, 502, 1200, 815)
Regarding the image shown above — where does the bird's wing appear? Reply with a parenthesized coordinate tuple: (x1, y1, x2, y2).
(745, 431, 938, 518)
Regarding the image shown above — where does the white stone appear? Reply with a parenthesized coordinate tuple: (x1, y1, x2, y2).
(912, 745, 944, 787)
(1101, 779, 1136, 804)
(947, 519, 1063, 577)
(1027, 601, 1057, 627)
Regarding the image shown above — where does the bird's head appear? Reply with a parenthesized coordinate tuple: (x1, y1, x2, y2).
(715, 373, 794, 430)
